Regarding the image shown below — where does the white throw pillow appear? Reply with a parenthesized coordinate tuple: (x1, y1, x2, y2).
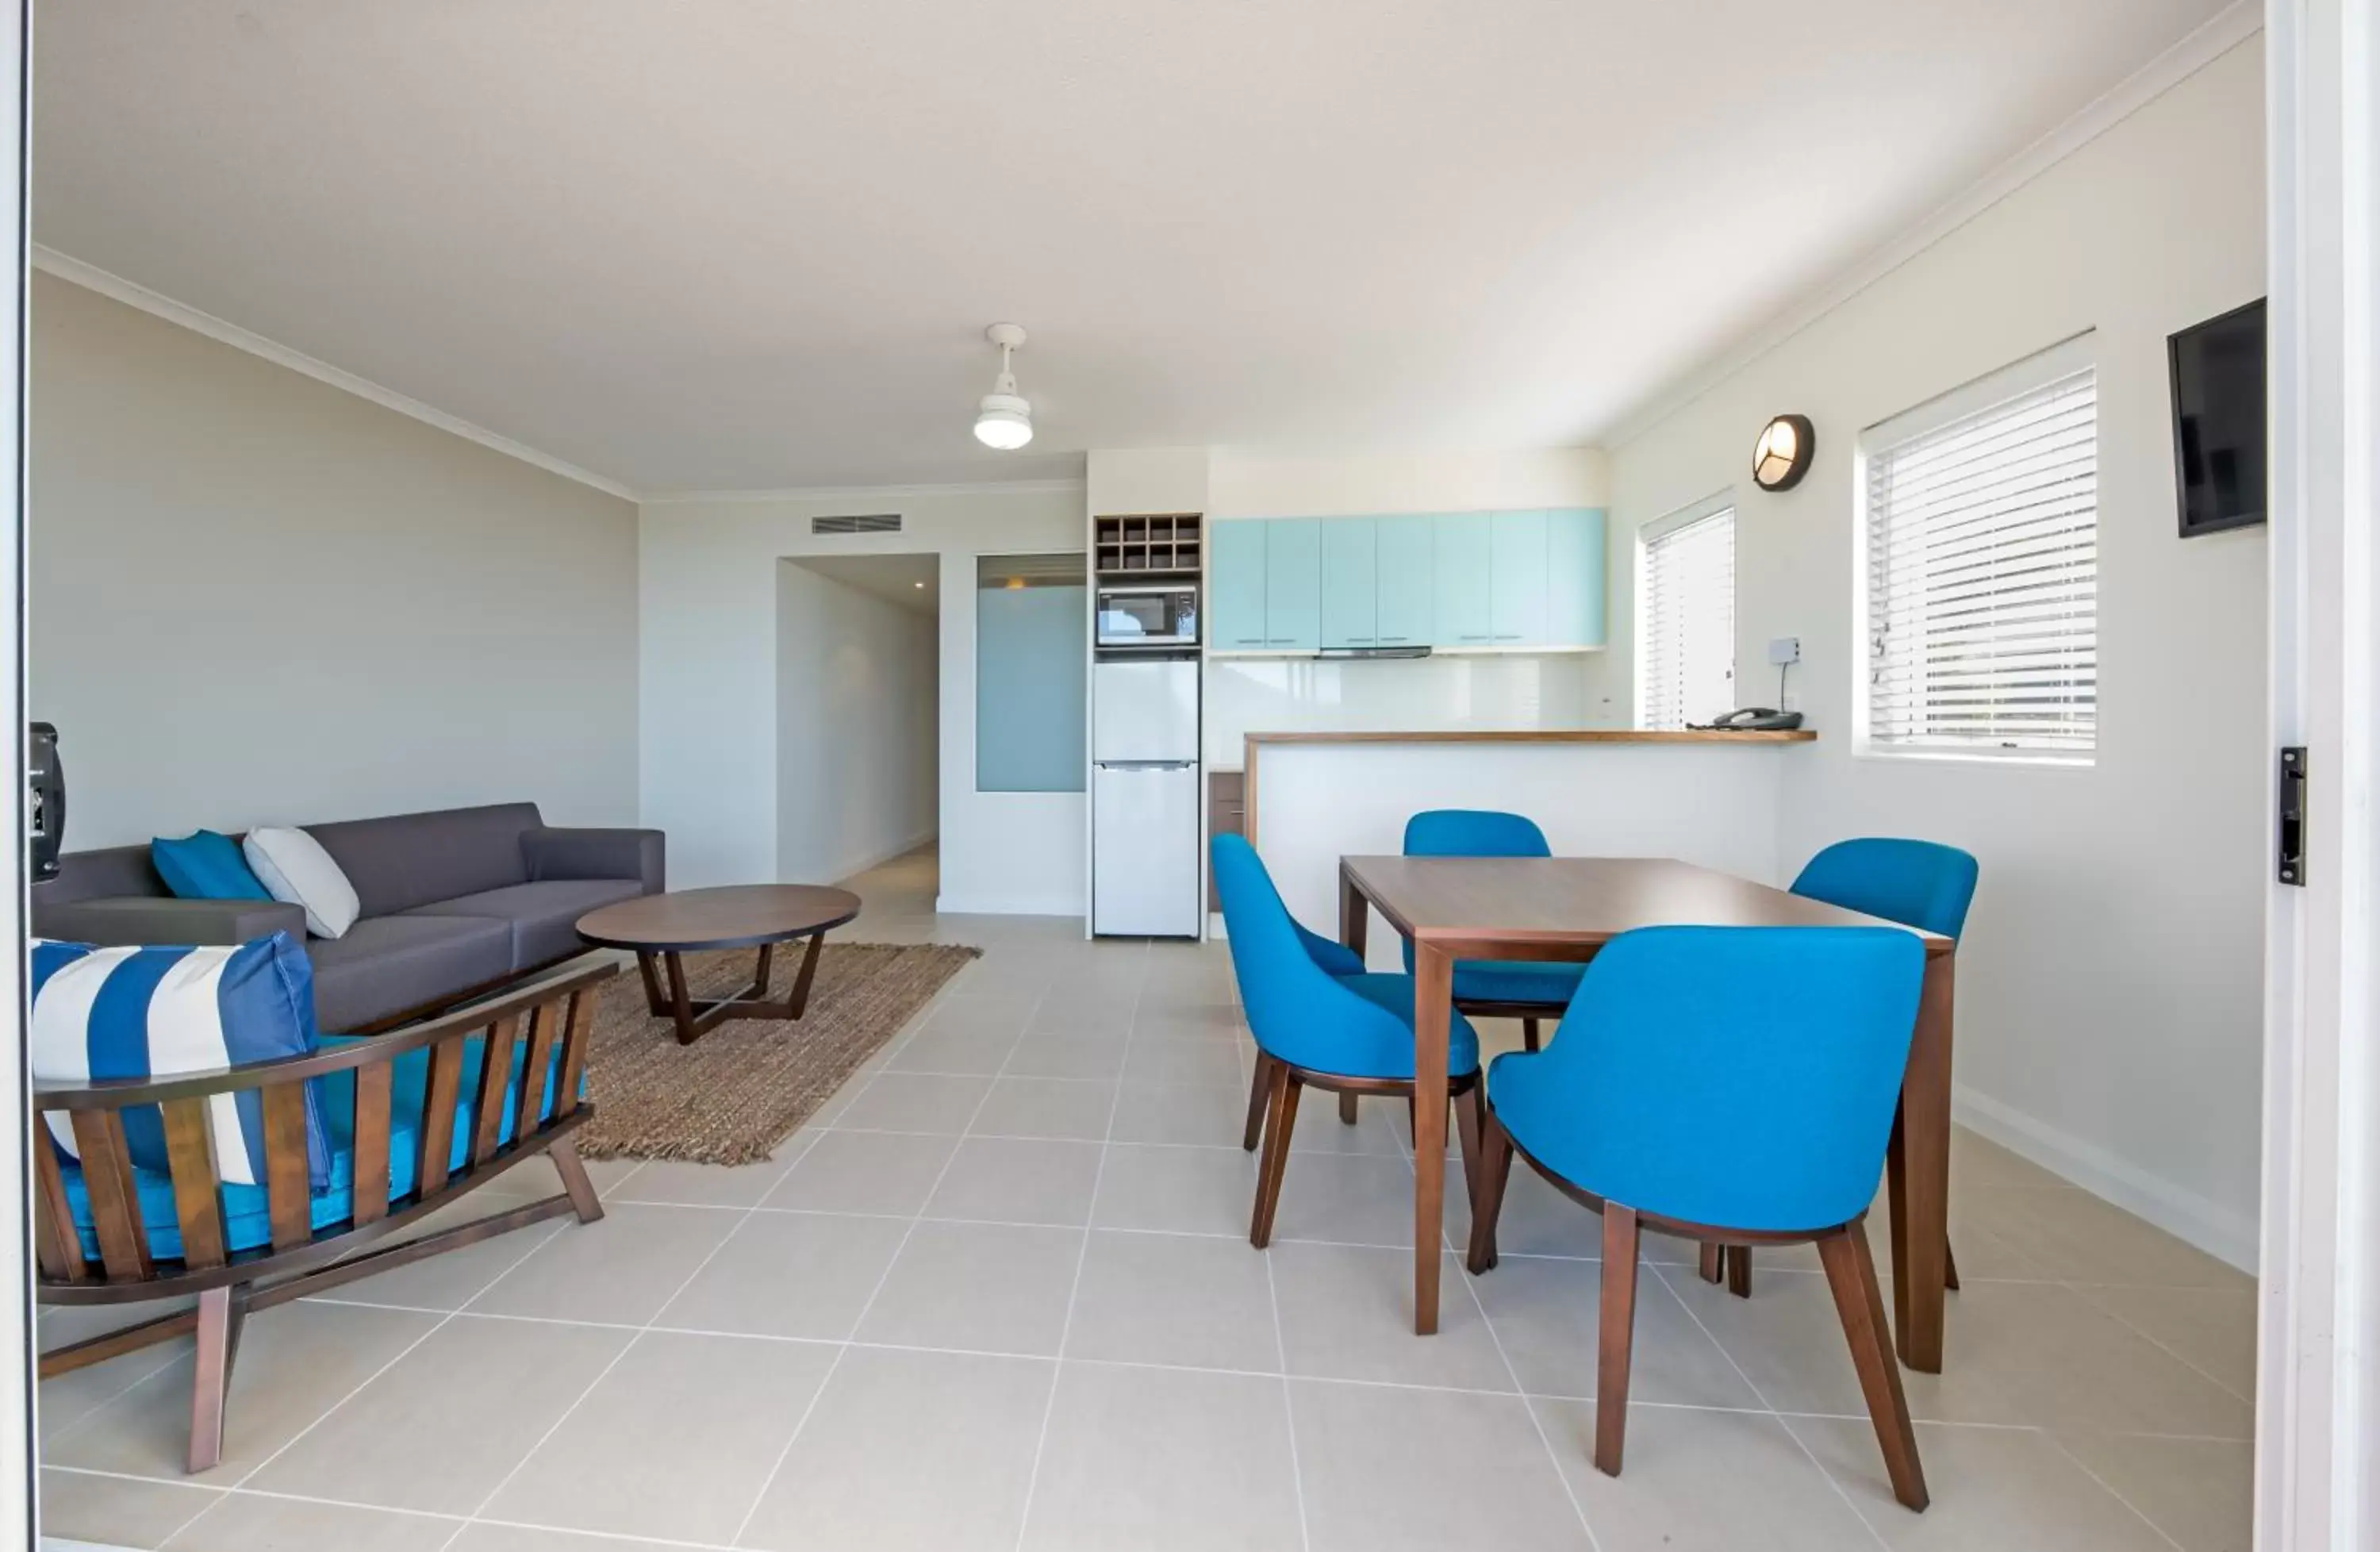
(243, 827, 362, 939)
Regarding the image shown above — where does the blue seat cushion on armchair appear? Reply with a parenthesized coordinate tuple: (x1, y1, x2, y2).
(61, 1031, 570, 1262)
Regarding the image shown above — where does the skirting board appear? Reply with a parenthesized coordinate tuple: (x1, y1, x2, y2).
(1952, 1082, 2258, 1272)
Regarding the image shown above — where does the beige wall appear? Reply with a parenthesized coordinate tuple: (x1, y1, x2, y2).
(1606, 37, 2269, 1263)
(29, 271, 642, 848)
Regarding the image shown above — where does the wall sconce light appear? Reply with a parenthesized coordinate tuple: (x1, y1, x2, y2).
(1752, 414, 1814, 492)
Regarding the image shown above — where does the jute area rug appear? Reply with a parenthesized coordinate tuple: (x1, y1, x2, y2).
(573, 941, 981, 1165)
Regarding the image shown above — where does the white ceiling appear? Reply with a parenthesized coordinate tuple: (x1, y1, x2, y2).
(33, 1, 2236, 494)
(787, 552, 940, 615)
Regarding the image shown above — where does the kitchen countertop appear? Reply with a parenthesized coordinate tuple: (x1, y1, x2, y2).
(1245, 728, 1815, 751)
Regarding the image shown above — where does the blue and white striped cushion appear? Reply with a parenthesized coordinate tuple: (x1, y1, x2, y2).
(31, 934, 329, 1190)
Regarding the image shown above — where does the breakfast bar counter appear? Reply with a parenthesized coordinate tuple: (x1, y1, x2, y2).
(1235, 728, 1818, 962)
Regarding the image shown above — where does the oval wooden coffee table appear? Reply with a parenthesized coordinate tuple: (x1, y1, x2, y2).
(577, 885, 862, 1046)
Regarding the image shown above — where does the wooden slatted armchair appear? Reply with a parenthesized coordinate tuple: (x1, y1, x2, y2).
(33, 957, 621, 1473)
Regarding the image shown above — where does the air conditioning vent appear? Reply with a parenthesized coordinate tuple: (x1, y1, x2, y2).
(811, 513, 902, 536)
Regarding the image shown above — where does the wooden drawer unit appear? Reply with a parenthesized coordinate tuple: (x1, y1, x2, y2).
(1207, 770, 1247, 905)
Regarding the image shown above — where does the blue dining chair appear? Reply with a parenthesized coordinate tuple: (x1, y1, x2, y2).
(1704, 836, 1981, 1299)
(1234, 878, 1370, 1151)
(1212, 834, 1486, 1246)
(1402, 809, 1586, 1055)
(1466, 926, 1931, 1511)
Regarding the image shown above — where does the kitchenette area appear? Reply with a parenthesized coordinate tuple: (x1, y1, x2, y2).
(1083, 469, 1817, 947)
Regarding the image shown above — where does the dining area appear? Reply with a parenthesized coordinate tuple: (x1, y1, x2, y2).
(1211, 812, 1975, 1515)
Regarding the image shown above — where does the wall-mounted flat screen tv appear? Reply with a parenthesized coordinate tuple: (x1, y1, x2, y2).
(2167, 298, 2266, 537)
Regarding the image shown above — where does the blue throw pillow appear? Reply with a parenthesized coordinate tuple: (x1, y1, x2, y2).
(30, 933, 331, 1191)
(152, 830, 272, 901)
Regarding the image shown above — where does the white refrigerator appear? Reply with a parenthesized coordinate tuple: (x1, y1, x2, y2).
(1092, 657, 1200, 937)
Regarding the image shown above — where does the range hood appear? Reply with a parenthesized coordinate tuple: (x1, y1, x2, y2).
(1316, 644, 1432, 660)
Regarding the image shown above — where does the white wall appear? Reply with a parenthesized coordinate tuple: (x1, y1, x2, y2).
(1605, 37, 2269, 1265)
(775, 563, 938, 883)
(640, 482, 1087, 912)
(29, 271, 642, 847)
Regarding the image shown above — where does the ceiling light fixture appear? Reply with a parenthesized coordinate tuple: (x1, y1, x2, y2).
(973, 323, 1034, 450)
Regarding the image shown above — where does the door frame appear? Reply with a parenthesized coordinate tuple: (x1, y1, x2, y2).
(5, 0, 32, 1539)
(2259, 0, 2379, 1544)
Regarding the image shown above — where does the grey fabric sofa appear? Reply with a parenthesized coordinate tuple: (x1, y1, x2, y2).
(33, 802, 664, 1033)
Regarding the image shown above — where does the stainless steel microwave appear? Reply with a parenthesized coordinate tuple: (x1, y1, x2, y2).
(1095, 584, 1200, 648)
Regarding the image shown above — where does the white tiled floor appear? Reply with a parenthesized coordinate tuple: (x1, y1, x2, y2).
(38, 846, 2256, 1552)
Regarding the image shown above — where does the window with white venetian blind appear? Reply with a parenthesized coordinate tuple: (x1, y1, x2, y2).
(1638, 502, 1736, 730)
(1860, 337, 2098, 759)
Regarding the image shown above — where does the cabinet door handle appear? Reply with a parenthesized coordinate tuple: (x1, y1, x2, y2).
(1494, 634, 1523, 641)
(1378, 636, 1409, 643)
(1267, 638, 1299, 646)
(1457, 634, 1490, 642)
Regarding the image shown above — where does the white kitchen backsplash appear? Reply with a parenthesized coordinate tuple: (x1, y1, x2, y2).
(1203, 654, 1623, 766)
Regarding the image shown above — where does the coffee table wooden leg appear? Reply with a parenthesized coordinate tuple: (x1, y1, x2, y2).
(635, 951, 668, 1016)
(750, 942, 776, 1001)
(664, 951, 701, 1046)
(785, 932, 827, 1019)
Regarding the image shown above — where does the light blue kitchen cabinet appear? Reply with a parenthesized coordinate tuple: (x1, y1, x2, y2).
(1545, 507, 1608, 648)
(1433, 511, 1494, 647)
(1208, 520, 1269, 650)
(1490, 509, 1549, 646)
(1374, 514, 1436, 647)
(1319, 518, 1378, 647)
(1262, 518, 1322, 651)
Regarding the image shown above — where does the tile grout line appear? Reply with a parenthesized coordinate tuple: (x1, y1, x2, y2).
(1006, 938, 1147, 1552)
(1379, 1078, 1607, 1552)
(722, 967, 1060, 1549)
(1641, 1260, 1894, 1550)
(430, 1123, 832, 1551)
(1247, 996, 1315, 1552)
(150, 1215, 578, 1549)
(2066, 1278, 2258, 1406)
(2036, 1427, 2193, 1552)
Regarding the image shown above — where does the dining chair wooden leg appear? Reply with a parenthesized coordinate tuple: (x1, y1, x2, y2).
(1698, 1243, 1723, 1284)
(1944, 1239, 1961, 1291)
(1243, 1053, 1280, 1151)
(1338, 1092, 1360, 1125)
(1522, 1016, 1541, 1053)
(1817, 1224, 1929, 1512)
(1726, 1244, 1752, 1299)
(187, 1285, 236, 1473)
(1595, 1204, 1642, 1477)
(1464, 1109, 1513, 1274)
(1250, 1068, 1303, 1249)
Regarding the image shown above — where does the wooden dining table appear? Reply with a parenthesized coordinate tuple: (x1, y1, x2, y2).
(1337, 854, 1960, 1372)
